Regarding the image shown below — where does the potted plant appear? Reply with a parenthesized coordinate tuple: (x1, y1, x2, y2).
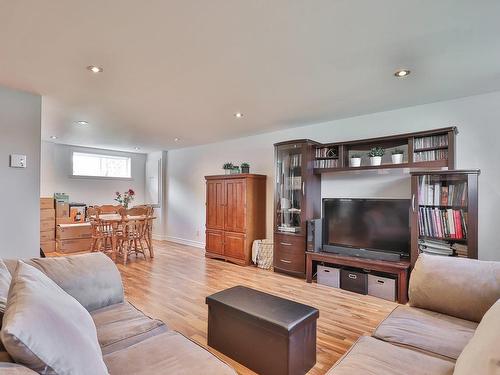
(368, 147, 385, 166)
(241, 162, 250, 174)
(114, 189, 135, 209)
(223, 162, 234, 175)
(231, 165, 240, 174)
(391, 149, 404, 164)
(350, 154, 362, 167)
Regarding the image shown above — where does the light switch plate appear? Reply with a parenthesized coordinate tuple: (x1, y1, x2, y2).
(10, 154, 27, 168)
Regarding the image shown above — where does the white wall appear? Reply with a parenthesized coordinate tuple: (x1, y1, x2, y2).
(0, 86, 41, 259)
(167, 91, 500, 260)
(41, 142, 146, 206)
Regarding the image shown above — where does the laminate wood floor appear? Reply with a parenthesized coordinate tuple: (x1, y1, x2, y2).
(110, 240, 396, 374)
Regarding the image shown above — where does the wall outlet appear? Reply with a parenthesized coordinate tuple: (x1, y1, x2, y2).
(10, 154, 27, 168)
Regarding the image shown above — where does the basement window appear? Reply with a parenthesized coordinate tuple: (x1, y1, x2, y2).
(72, 152, 131, 178)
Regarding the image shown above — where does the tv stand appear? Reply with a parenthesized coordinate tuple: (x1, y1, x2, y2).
(306, 251, 411, 304)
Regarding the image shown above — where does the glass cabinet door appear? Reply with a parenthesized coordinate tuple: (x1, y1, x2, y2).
(275, 143, 305, 234)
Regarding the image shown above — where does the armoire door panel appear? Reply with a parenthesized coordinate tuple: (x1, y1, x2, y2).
(224, 232, 246, 260)
(206, 230, 224, 255)
(224, 179, 246, 232)
(206, 180, 224, 230)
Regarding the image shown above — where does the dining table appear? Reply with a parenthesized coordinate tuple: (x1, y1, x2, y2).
(92, 214, 156, 260)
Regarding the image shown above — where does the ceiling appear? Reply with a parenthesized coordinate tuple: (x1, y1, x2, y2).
(1, 1, 500, 152)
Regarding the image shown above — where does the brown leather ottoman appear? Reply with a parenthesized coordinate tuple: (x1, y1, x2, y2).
(206, 285, 319, 375)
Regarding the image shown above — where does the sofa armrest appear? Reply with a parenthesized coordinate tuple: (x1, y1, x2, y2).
(25, 253, 124, 312)
(409, 253, 500, 322)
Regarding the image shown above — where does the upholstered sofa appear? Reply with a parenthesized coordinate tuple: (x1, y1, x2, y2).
(0, 253, 236, 375)
(327, 253, 500, 375)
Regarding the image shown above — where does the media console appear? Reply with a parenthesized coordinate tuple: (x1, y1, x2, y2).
(305, 251, 411, 304)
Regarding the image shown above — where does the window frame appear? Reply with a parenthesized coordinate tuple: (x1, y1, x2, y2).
(71, 151, 133, 180)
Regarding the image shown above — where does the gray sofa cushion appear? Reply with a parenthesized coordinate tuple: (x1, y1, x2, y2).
(326, 336, 454, 375)
(28, 252, 124, 312)
(91, 302, 167, 355)
(1, 261, 108, 375)
(454, 299, 500, 375)
(373, 305, 477, 360)
(409, 254, 500, 322)
(103, 331, 236, 375)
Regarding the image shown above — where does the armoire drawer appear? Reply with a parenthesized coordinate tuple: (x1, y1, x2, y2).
(273, 233, 306, 274)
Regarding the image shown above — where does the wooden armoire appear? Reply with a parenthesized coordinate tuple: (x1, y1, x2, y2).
(205, 174, 266, 265)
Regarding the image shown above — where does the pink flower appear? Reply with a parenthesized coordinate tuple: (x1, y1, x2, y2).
(128, 189, 135, 196)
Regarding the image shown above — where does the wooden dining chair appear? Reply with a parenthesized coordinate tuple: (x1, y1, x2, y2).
(131, 205, 154, 258)
(89, 208, 115, 256)
(120, 211, 148, 265)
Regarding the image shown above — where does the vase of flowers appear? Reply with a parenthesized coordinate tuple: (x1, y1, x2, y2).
(368, 147, 385, 166)
(115, 189, 135, 209)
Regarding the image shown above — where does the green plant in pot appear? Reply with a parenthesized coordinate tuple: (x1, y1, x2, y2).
(391, 149, 404, 164)
(350, 153, 362, 167)
(241, 162, 250, 174)
(231, 165, 240, 174)
(368, 147, 385, 166)
(222, 162, 234, 175)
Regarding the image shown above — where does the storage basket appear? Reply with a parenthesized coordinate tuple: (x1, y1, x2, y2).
(252, 239, 273, 269)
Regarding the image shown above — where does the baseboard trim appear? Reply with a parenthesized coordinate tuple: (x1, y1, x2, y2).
(165, 236, 205, 249)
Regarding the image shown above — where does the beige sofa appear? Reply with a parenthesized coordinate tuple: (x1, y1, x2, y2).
(0, 253, 236, 375)
(327, 253, 500, 375)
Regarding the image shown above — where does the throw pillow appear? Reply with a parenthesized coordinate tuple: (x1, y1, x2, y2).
(1, 261, 108, 375)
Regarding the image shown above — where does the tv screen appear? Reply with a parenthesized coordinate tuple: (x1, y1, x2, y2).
(323, 198, 410, 255)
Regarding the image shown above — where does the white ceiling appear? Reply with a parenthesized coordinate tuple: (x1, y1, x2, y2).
(1, 1, 500, 152)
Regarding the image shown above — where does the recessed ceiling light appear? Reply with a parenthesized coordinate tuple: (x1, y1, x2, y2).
(76, 121, 88, 126)
(49, 136, 58, 140)
(394, 69, 411, 78)
(174, 137, 180, 142)
(134, 147, 140, 150)
(86, 65, 103, 73)
(234, 112, 243, 118)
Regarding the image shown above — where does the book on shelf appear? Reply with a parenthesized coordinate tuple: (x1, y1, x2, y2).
(413, 149, 448, 162)
(418, 179, 468, 206)
(414, 134, 448, 149)
(451, 243, 469, 257)
(313, 159, 339, 168)
(418, 207, 467, 239)
(418, 239, 454, 256)
(289, 154, 302, 168)
(315, 147, 337, 158)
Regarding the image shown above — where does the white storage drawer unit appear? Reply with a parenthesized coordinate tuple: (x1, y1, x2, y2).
(317, 265, 340, 288)
(367, 274, 396, 301)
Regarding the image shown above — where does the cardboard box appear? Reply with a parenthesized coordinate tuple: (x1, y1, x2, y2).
(57, 223, 92, 240)
(40, 240, 56, 253)
(40, 197, 54, 210)
(56, 217, 74, 225)
(40, 230, 55, 242)
(56, 238, 92, 254)
(41, 218, 56, 231)
(55, 203, 69, 218)
(40, 209, 55, 221)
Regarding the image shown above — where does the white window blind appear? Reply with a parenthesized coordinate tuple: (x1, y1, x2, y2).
(72, 152, 131, 178)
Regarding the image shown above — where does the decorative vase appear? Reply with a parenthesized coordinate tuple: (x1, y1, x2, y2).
(224, 169, 231, 175)
(370, 156, 382, 166)
(391, 153, 403, 164)
(241, 166, 250, 174)
(230, 167, 240, 174)
(350, 157, 361, 167)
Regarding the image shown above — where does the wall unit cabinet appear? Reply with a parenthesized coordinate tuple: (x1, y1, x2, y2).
(273, 140, 321, 277)
(205, 174, 266, 265)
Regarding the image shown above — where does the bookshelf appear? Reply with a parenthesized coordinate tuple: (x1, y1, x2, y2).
(312, 127, 456, 174)
(410, 170, 480, 266)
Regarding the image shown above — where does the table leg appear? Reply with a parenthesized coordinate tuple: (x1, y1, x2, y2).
(306, 253, 313, 283)
(148, 221, 154, 258)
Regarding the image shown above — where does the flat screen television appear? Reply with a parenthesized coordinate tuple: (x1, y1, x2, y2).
(322, 198, 410, 260)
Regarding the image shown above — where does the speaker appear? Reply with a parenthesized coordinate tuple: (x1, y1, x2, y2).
(307, 219, 322, 252)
